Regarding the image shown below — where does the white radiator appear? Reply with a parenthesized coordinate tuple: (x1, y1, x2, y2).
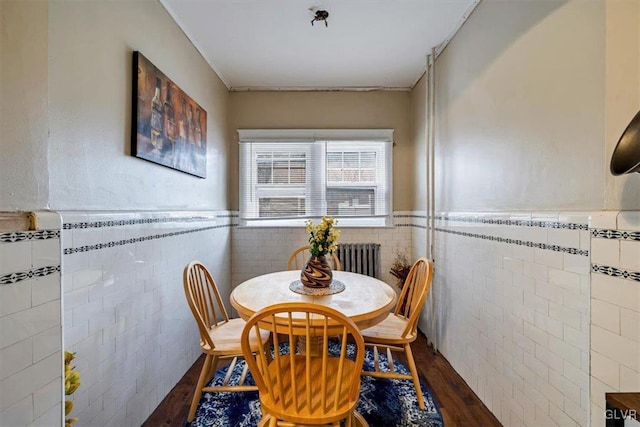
(336, 243, 381, 279)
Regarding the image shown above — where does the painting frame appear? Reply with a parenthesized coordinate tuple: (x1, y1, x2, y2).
(131, 51, 207, 178)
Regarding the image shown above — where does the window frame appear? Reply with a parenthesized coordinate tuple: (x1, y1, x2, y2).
(238, 129, 393, 228)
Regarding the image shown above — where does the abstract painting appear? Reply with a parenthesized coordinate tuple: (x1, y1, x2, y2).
(132, 51, 207, 178)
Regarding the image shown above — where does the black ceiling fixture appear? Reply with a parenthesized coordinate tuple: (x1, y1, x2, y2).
(611, 110, 640, 175)
(311, 9, 329, 27)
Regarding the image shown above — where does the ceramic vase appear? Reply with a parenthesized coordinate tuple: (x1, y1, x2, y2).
(300, 255, 332, 288)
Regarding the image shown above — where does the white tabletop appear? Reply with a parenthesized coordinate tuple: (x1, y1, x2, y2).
(230, 270, 397, 330)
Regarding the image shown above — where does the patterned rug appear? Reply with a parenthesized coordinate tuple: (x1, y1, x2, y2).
(190, 343, 444, 427)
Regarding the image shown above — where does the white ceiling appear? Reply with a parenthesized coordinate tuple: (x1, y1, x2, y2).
(161, 0, 478, 90)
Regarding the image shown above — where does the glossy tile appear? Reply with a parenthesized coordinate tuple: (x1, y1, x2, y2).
(59, 209, 231, 427)
(423, 210, 590, 427)
(0, 222, 61, 427)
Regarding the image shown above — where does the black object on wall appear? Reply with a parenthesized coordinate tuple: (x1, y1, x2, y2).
(611, 110, 640, 175)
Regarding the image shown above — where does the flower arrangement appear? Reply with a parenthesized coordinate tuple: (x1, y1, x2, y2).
(305, 216, 340, 257)
(64, 351, 80, 427)
(390, 248, 411, 289)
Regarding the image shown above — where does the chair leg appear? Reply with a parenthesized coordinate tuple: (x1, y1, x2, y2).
(187, 354, 213, 422)
(257, 414, 271, 427)
(404, 343, 425, 410)
(353, 410, 368, 427)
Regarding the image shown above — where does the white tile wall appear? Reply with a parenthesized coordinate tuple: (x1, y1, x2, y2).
(49, 207, 637, 427)
(60, 210, 232, 427)
(231, 211, 414, 289)
(590, 211, 640, 427)
(0, 211, 63, 427)
(424, 211, 591, 427)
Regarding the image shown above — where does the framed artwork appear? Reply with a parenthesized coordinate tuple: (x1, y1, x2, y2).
(132, 51, 207, 178)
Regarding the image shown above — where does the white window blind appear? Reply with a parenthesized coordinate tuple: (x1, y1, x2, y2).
(238, 129, 393, 227)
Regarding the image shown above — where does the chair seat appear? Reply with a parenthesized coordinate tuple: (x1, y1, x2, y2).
(202, 318, 270, 354)
(360, 313, 416, 345)
(260, 354, 359, 424)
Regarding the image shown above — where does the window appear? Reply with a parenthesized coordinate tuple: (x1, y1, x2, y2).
(239, 129, 393, 227)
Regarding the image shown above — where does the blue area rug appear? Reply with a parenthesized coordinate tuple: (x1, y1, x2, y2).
(190, 343, 444, 427)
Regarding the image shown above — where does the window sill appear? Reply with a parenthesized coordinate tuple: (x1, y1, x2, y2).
(237, 217, 394, 229)
(236, 224, 396, 229)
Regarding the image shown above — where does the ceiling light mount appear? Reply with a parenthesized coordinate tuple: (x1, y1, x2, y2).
(311, 9, 329, 27)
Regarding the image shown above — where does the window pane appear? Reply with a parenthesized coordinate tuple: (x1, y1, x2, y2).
(360, 169, 376, 182)
(272, 160, 289, 182)
(327, 169, 342, 183)
(259, 197, 305, 218)
(272, 168, 289, 184)
(257, 162, 272, 184)
(256, 152, 306, 184)
(343, 152, 359, 168)
(327, 151, 377, 184)
(361, 152, 376, 168)
(327, 152, 342, 169)
(342, 169, 358, 182)
(326, 188, 375, 216)
(290, 160, 306, 183)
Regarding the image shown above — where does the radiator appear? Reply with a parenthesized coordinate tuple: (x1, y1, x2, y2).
(336, 243, 381, 279)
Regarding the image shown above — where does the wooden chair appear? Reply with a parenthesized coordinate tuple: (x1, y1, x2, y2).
(287, 245, 342, 271)
(241, 302, 368, 427)
(183, 261, 270, 423)
(360, 257, 433, 410)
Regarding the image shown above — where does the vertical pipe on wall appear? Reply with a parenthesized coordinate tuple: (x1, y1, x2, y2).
(424, 54, 432, 349)
(430, 47, 438, 354)
(430, 47, 436, 262)
(424, 50, 438, 354)
(425, 53, 431, 263)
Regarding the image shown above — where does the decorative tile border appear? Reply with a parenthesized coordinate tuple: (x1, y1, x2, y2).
(0, 265, 61, 286)
(436, 215, 588, 230)
(591, 264, 640, 283)
(62, 215, 221, 230)
(216, 213, 239, 218)
(394, 213, 589, 231)
(394, 214, 428, 219)
(591, 229, 640, 242)
(0, 230, 60, 244)
(63, 224, 234, 255)
(435, 227, 589, 256)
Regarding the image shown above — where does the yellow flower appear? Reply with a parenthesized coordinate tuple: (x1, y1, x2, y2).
(306, 216, 340, 256)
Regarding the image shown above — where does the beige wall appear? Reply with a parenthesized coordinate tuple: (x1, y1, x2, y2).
(48, 0, 230, 210)
(604, 0, 640, 210)
(0, 1, 50, 210)
(430, 0, 606, 212)
(227, 91, 413, 210)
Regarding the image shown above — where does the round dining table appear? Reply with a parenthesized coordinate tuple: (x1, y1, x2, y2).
(230, 270, 397, 331)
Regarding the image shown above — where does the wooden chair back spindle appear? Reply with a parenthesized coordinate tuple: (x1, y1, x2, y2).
(184, 261, 230, 351)
(393, 258, 433, 339)
(360, 257, 433, 411)
(241, 302, 365, 425)
(182, 260, 269, 423)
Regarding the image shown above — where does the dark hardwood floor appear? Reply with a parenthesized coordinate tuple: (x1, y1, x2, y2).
(143, 332, 501, 427)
